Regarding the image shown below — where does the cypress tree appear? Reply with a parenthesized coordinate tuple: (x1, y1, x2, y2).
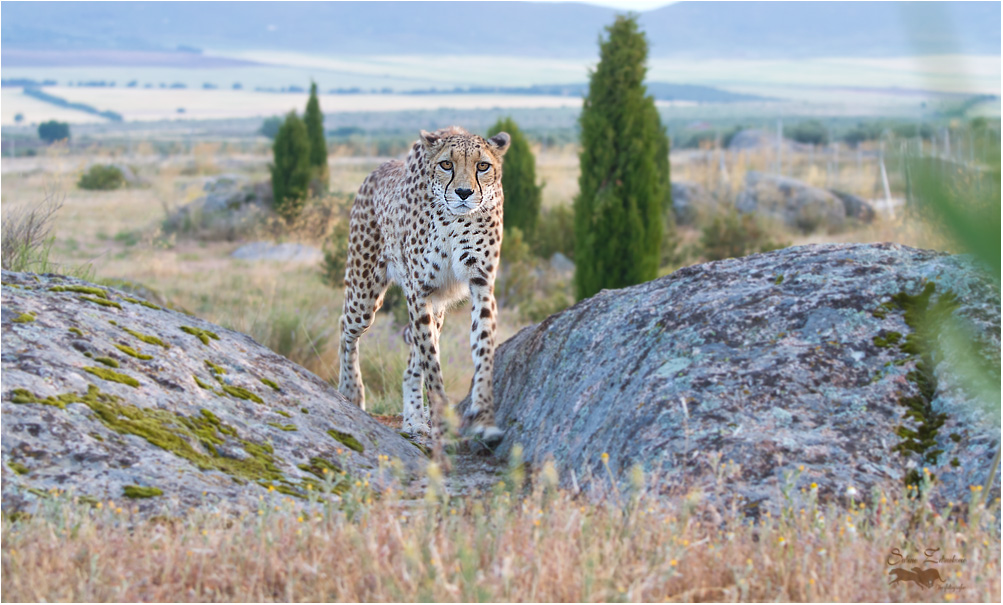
(574, 14, 670, 300)
(487, 118, 542, 239)
(270, 111, 312, 222)
(304, 81, 329, 195)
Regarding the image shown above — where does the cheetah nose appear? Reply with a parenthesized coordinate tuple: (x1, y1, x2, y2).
(455, 188, 474, 200)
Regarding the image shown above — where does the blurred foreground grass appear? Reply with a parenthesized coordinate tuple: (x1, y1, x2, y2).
(2, 459, 999, 602)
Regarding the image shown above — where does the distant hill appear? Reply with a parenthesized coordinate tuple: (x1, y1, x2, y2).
(404, 82, 769, 103)
(2, 1, 999, 60)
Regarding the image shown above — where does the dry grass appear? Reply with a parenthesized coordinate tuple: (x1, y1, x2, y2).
(2, 460, 999, 602)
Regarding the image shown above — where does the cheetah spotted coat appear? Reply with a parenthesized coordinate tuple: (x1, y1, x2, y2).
(338, 126, 510, 446)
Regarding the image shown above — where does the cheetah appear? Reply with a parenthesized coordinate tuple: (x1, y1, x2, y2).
(338, 126, 510, 448)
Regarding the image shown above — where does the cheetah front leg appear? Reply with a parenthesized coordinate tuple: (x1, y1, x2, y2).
(465, 282, 503, 446)
(402, 300, 451, 444)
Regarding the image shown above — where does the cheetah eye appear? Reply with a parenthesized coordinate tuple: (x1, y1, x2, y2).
(477, 162, 491, 171)
(438, 160, 453, 170)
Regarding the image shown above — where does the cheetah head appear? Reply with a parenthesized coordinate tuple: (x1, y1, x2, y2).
(419, 127, 511, 215)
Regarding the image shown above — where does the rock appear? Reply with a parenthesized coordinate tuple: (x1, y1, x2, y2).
(110, 163, 147, 187)
(671, 180, 717, 226)
(199, 174, 253, 214)
(736, 171, 847, 232)
(830, 190, 877, 223)
(162, 175, 266, 240)
(549, 252, 575, 276)
(1, 271, 426, 515)
(232, 242, 323, 264)
(462, 243, 1000, 512)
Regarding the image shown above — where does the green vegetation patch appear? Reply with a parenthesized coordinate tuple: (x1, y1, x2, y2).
(10, 385, 285, 485)
(123, 485, 163, 499)
(122, 297, 161, 310)
(114, 343, 152, 360)
(68, 327, 84, 337)
(267, 422, 298, 432)
(12, 312, 36, 323)
(327, 429, 364, 453)
(274, 409, 292, 418)
(121, 327, 170, 349)
(83, 366, 140, 388)
(193, 375, 215, 390)
(872, 331, 902, 348)
(181, 325, 220, 346)
(260, 377, 281, 391)
(884, 282, 957, 489)
(8, 461, 30, 475)
(93, 356, 120, 368)
(50, 285, 108, 298)
(204, 360, 226, 375)
(79, 295, 122, 309)
(221, 385, 263, 404)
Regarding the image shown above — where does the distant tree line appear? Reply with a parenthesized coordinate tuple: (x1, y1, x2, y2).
(23, 88, 122, 122)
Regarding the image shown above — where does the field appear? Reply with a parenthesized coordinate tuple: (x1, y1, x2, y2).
(1, 118, 998, 601)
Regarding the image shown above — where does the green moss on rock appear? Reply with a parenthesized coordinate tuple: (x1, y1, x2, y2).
(193, 375, 215, 390)
(94, 356, 120, 368)
(69, 327, 85, 336)
(221, 384, 263, 404)
(123, 485, 163, 498)
(122, 296, 161, 310)
(84, 366, 140, 388)
(8, 461, 30, 475)
(50, 285, 108, 298)
(260, 377, 281, 391)
(873, 331, 902, 348)
(121, 327, 170, 349)
(204, 360, 226, 375)
(181, 325, 220, 346)
(114, 343, 153, 360)
(884, 282, 957, 489)
(275, 409, 292, 418)
(267, 422, 298, 432)
(327, 429, 364, 452)
(80, 295, 122, 309)
(12, 312, 36, 323)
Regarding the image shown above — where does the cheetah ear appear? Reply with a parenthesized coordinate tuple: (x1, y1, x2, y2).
(487, 132, 511, 156)
(419, 130, 440, 147)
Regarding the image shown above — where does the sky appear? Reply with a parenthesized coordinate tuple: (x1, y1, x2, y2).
(523, 0, 677, 10)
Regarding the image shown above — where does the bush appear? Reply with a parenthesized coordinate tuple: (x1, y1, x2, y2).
(38, 120, 69, 143)
(259, 116, 282, 139)
(488, 118, 542, 239)
(531, 205, 575, 260)
(700, 209, 787, 262)
(270, 112, 312, 223)
(574, 15, 667, 300)
(78, 165, 125, 191)
(785, 120, 828, 146)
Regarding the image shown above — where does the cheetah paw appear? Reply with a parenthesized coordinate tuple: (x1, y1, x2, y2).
(469, 424, 504, 450)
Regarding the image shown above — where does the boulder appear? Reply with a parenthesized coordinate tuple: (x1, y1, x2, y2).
(1, 271, 426, 515)
(463, 243, 999, 511)
(831, 189, 877, 224)
(549, 252, 575, 276)
(736, 171, 847, 232)
(231, 242, 323, 264)
(670, 180, 717, 226)
(162, 175, 266, 239)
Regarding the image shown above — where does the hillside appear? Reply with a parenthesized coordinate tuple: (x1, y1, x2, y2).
(2, 1, 999, 61)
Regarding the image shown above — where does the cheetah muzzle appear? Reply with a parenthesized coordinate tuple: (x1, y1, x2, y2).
(337, 126, 511, 452)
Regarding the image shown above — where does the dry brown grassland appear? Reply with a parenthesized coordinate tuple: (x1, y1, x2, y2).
(1, 140, 995, 602)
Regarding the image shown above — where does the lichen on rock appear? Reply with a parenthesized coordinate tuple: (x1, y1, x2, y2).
(1, 270, 426, 516)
